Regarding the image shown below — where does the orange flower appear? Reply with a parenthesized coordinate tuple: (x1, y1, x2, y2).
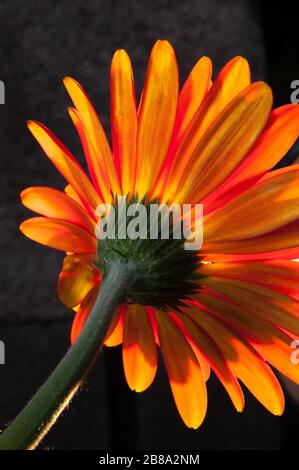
(20, 40, 299, 429)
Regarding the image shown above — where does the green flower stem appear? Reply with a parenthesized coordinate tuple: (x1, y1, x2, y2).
(0, 260, 134, 450)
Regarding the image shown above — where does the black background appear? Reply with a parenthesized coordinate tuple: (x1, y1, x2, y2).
(0, 0, 298, 450)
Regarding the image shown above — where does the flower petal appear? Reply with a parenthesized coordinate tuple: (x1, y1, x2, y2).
(203, 219, 299, 261)
(156, 311, 207, 428)
(122, 304, 157, 392)
(168, 312, 211, 381)
(162, 56, 250, 202)
(238, 104, 299, 177)
(21, 186, 95, 235)
(203, 276, 299, 337)
(205, 166, 299, 242)
(201, 260, 299, 298)
(152, 56, 212, 198)
(198, 291, 299, 385)
(28, 121, 100, 213)
(168, 82, 273, 203)
(204, 104, 299, 212)
(20, 217, 96, 253)
(64, 184, 84, 207)
(135, 40, 179, 198)
(68, 107, 112, 203)
(57, 254, 99, 308)
(104, 305, 126, 347)
(173, 56, 212, 147)
(173, 311, 244, 411)
(71, 285, 98, 344)
(63, 77, 120, 194)
(110, 49, 137, 194)
(186, 304, 285, 415)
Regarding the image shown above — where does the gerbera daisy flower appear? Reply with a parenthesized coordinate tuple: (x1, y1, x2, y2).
(20, 40, 299, 429)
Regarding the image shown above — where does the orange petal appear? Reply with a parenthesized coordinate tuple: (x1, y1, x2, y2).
(110, 49, 137, 194)
(68, 107, 112, 203)
(196, 56, 251, 125)
(122, 304, 157, 392)
(168, 82, 273, 204)
(198, 291, 299, 385)
(71, 285, 98, 344)
(135, 40, 179, 198)
(205, 166, 299, 242)
(203, 219, 299, 261)
(240, 104, 299, 177)
(28, 121, 100, 213)
(186, 304, 285, 415)
(152, 56, 212, 199)
(201, 259, 299, 298)
(204, 104, 299, 212)
(173, 56, 212, 146)
(57, 254, 99, 308)
(203, 276, 299, 337)
(104, 305, 126, 347)
(20, 217, 96, 253)
(63, 77, 120, 195)
(169, 312, 210, 381)
(156, 311, 207, 428)
(64, 184, 84, 207)
(173, 311, 244, 411)
(162, 56, 250, 202)
(21, 186, 95, 235)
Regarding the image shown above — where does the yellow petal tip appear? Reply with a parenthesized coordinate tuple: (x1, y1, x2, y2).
(27, 119, 35, 129)
(63, 76, 78, 93)
(112, 48, 128, 59)
(63, 76, 72, 85)
(19, 220, 27, 234)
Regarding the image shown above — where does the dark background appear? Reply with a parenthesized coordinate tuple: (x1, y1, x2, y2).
(0, 0, 298, 450)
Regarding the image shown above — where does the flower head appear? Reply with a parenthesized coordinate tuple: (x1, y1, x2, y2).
(20, 40, 299, 428)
